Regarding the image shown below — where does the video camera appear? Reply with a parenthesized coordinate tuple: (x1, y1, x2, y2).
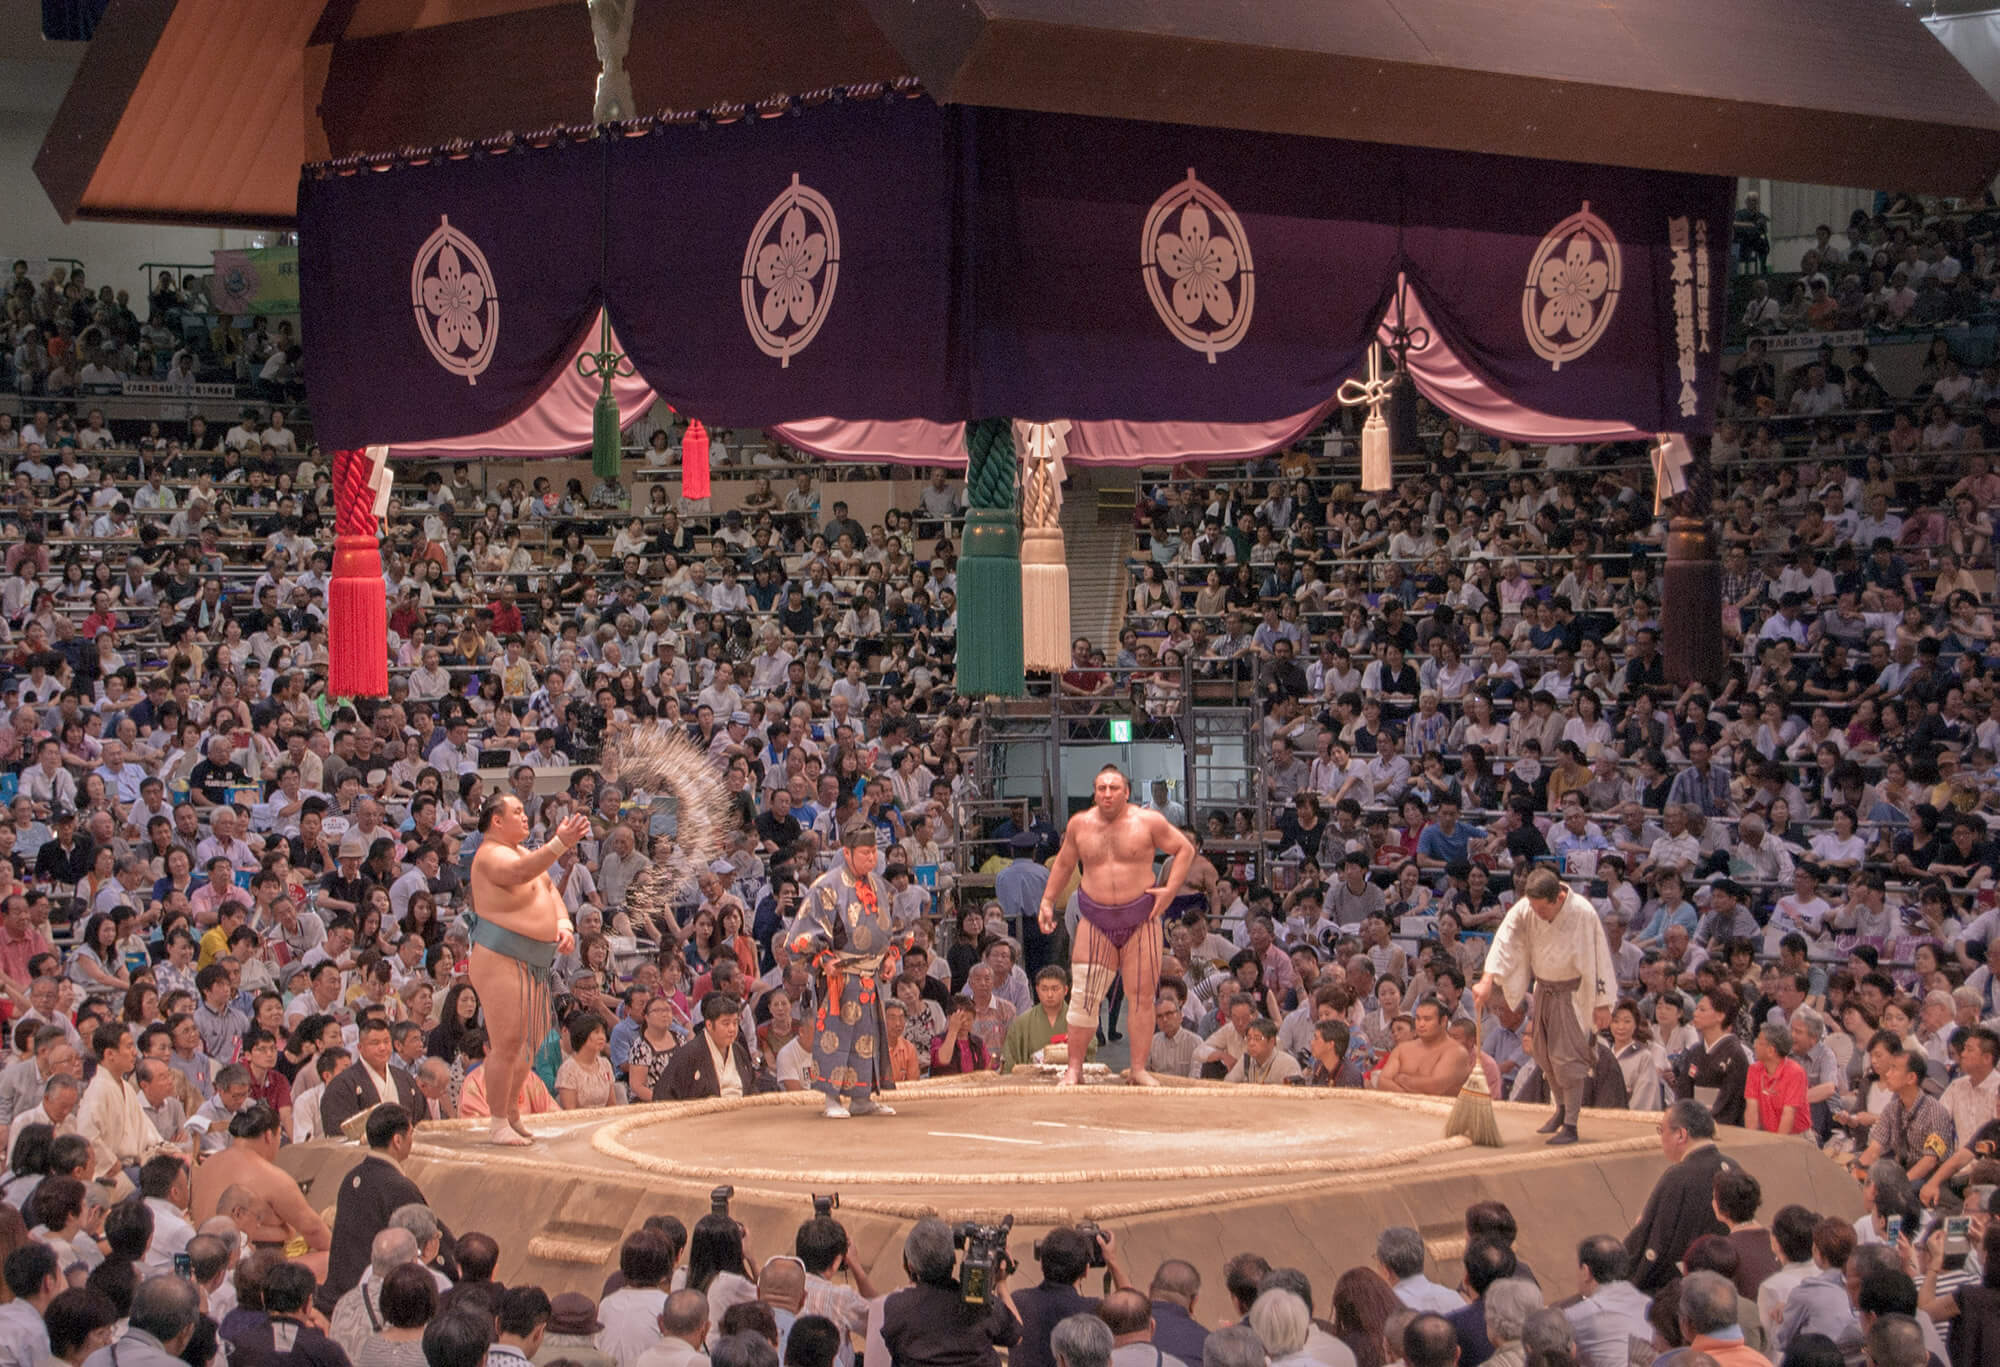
(711, 1185, 735, 1218)
(1032, 1221, 1107, 1269)
(812, 1192, 840, 1220)
(952, 1215, 1015, 1306)
(570, 700, 608, 759)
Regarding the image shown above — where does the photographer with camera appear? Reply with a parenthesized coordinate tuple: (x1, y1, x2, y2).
(796, 1209, 878, 1367)
(876, 1218, 1021, 1367)
(1014, 1225, 1133, 1367)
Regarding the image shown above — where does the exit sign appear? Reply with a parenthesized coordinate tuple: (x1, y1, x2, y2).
(1108, 718, 1132, 742)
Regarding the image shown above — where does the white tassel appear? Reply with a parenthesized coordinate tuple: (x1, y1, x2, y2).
(1018, 420, 1073, 673)
(1651, 432, 1692, 516)
(1361, 411, 1392, 492)
(1021, 525, 1071, 673)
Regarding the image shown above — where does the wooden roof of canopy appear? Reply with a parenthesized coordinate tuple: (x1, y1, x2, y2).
(37, 0, 2000, 230)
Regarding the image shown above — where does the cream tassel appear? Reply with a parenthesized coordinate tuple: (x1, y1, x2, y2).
(1340, 344, 1396, 494)
(1361, 409, 1392, 493)
(1016, 420, 1073, 673)
(1651, 431, 1692, 516)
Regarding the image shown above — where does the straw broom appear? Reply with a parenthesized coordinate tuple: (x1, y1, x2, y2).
(1444, 1016, 1504, 1148)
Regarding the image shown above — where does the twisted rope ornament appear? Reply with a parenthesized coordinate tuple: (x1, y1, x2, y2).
(965, 416, 1017, 510)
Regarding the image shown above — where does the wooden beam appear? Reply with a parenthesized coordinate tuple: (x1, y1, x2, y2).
(33, 0, 178, 223)
(318, 0, 907, 158)
(858, 0, 2000, 191)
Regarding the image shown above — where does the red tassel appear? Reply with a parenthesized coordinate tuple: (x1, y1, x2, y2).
(681, 420, 711, 500)
(329, 449, 389, 698)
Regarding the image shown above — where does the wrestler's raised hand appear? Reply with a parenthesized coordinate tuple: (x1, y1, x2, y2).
(1038, 902, 1056, 935)
(555, 812, 593, 851)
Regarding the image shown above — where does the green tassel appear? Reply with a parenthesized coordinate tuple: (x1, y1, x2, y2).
(956, 417, 1023, 698)
(592, 388, 621, 480)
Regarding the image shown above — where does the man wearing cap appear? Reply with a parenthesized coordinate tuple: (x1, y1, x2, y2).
(32, 806, 91, 887)
(997, 832, 1053, 974)
(785, 825, 917, 1118)
(317, 833, 372, 917)
(536, 1294, 611, 1367)
(709, 711, 756, 764)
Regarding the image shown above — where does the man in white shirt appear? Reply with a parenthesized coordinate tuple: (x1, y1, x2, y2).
(1938, 1027, 2000, 1167)
(390, 846, 440, 924)
(224, 413, 261, 451)
(1852, 494, 1904, 549)
(633, 1291, 709, 1367)
(1787, 365, 1841, 416)
(425, 720, 480, 776)
(78, 356, 125, 389)
(137, 1059, 190, 1147)
(1378, 1226, 1463, 1314)
(1223, 1017, 1303, 1084)
(707, 569, 749, 614)
(0, 1239, 58, 1367)
(599, 1231, 681, 1367)
(260, 412, 297, 453)
(1740, 279, 1781, 332)
(775, 1014, 814, 1091)
(137, 1154, 198, 1277)
(1564, 1236, 1652, 1367)
(798, 1217, 876, 1367)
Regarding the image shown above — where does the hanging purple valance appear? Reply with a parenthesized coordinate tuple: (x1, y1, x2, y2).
(299, 95, 1729, 452)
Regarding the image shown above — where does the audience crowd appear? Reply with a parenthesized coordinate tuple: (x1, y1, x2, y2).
(0, 1096, 1983, 1367)
(0, 212, 1992, 1367)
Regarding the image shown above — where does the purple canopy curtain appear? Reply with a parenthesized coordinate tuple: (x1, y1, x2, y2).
(300, 96, 1731, 452)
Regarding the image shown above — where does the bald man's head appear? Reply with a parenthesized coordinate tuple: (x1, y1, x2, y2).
(1098, 1290, 1154, 1339)
(661, 1289, 709, 1342)
(758, 1257, 806, 1313)
(370, 1226, 420, 1278)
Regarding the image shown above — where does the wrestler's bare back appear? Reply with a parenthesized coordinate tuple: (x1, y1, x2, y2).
(192, 1144, 328, 1252)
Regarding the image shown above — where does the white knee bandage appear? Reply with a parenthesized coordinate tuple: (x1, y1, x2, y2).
(1068, 960, 1117, 1032)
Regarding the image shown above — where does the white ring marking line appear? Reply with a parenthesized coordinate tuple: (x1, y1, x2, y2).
(927, 1131, 1045, 1146)
(1033, 1120, 1159, 1137)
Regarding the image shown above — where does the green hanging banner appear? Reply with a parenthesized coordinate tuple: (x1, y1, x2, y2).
(956, 416, 1024, 699)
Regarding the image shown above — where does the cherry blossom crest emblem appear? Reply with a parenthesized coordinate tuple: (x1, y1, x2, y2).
(409, 215, 499, 385)
(1142, 169, 1254, 362)
(741, 174, 840, 368)
(1522, 201, 1622, 371)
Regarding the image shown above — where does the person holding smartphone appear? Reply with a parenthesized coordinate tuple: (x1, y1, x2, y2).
(1902, 1170, 1999, 1342)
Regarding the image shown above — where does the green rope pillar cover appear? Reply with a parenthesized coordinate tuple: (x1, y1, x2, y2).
(957, 416, 1024, 698)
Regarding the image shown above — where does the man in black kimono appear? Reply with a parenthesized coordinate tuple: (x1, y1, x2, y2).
(1624, 1098, 1736, 1294)
(317, 1105, 455, 1313)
